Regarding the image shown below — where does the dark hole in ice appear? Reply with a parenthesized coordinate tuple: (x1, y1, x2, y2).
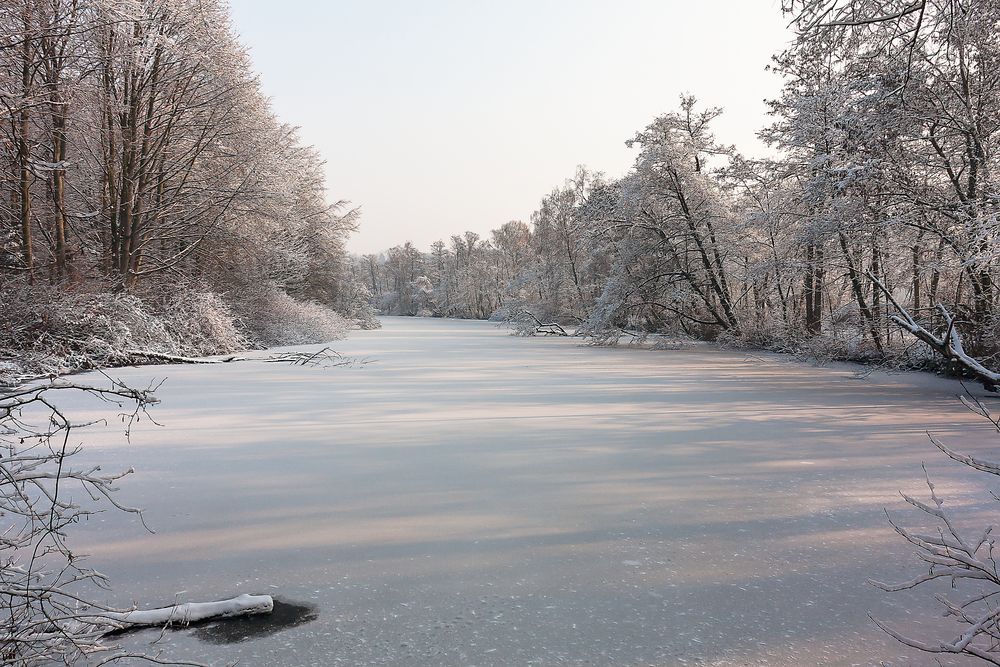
(190, 598, 319, 645)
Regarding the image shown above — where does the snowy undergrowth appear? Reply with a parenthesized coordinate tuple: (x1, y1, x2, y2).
(229, 283, 350, 347)
(0, 281, 349, 385)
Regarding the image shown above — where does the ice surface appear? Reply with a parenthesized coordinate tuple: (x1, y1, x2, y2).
(61, 317, 1000, 665)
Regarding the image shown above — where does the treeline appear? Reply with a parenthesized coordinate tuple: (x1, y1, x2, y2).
(0, 0, 374, 381)
(364, 0, 999, 364)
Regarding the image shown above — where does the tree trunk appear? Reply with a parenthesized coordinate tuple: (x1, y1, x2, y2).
(18, 1, 34, 280)
(839, 232, 884, 354)
(804, 243, 824, 334)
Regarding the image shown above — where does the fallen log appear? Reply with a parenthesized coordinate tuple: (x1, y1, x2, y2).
(126, 350, 246, 365)
(8, 594, 275, 659)
(83, 594, 274, 633)
(104, 593, 273, 628)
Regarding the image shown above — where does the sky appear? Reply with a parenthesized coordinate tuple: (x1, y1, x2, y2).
(228, 1, 794, 254)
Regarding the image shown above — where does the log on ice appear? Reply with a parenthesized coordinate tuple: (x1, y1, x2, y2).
(102, 594, 273, 628)
(126, 350, 246, 365)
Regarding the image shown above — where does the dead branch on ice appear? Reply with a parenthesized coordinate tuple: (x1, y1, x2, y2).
(869, 273, 1000, 391)
(505, 309, 573, 336)
(129, 347, 365, 368)
(264, 346, 368, 367)
(126, 350, 246, 364)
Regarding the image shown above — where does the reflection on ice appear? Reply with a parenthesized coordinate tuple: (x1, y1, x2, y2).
(192, 598, 319, 645)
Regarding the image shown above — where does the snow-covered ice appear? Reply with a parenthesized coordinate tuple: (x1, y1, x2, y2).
(63, 316, 1000, 665)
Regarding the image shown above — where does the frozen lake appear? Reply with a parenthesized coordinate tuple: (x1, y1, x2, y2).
(67, 316, 999, 665)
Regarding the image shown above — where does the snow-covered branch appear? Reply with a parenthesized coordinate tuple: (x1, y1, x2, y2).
(870, 274, 1000, 391)
(81, 594, 274, 632)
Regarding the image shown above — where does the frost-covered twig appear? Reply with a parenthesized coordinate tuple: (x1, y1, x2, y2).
(872, 380, 1000, 662)
(870, 470, 1000, 661)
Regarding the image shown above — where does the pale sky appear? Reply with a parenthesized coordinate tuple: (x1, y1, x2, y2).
(228, 1, 793, 254)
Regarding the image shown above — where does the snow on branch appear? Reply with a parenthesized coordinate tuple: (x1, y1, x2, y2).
(869, 273, 1000, 391)
(87, 594, 274, 631)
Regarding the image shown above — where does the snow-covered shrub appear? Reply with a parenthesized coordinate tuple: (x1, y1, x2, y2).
(0, 276, 356, 384)
(798, 331, 879, 363)
(333, 278, 380, 329)
(155, 288, 251, 356)
(1, 283, 164, 380)
(716, 318, 803, 355)
(0, 281, 250, 383)
(649, 333, 696, 350)
(717, 313, 906, 366)
(827, 302, 861, 329)
(229, 283, 349, 347)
